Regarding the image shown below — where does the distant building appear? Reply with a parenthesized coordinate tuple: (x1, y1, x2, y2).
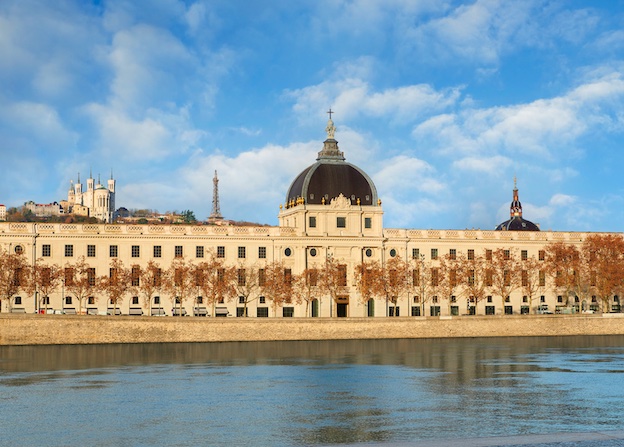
(23, 201, 62, 218)
(0, 204, 5, 221)
(59, 171, 116, 223)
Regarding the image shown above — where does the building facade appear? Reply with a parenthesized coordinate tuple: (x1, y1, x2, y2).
(0, 119, 620, 316)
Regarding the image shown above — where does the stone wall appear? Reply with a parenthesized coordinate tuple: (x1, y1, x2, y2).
(2, 314, 624, 345)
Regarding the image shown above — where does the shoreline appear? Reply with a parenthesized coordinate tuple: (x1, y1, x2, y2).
(2, 313, 624, 346)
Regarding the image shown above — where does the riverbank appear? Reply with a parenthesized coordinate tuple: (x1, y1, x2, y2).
(2, 313, 624, 345)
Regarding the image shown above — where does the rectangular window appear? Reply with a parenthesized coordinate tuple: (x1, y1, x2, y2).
(257, 307, 268, 317)
(15, 296, 22, 305)
(336, 217, 346, 228)
(88, 268, 96, 286)
(412, 248, 420, 259)
(110, 245, 118, 257)
(504, 249, 511, 260)
(522, 270, 528, 287)
(307, 269, 318, 286)
(337, 265, 347, 287)
(174, 246, 183, 258)
(64, 268, 74, 286)
(364, 217, 372, 229)
(283, 307, 294, 317)
(468, 249, 474, 260)
(131, 245, 140, 258)
(521, 250, 528, 261)
(42, 244, 51, 257)
(486, 249, 492, 261)
(431, 248, 438, 260)
(217, 246, 225, 258)
(87, 245, 96, 257)
(431, 268, 439, 286)
(153, 245, 162, 258)
(258, 269, 266, 286)
(132, 266, 140, 287)
(539, 270, 546, 287)
(309, 216, 316, 228)
(259, 296, 266, 304)
(412, 269, 420, 287)
(65, 296, 72, 305)
(485, 269, 493, 287)
(238, 246, 246, 259)
(258, 247, 267, 259)
(239, 296, 245, 304)
(284, 268, 292, 286)
(539, 250, 545, 261)
(88, 297, 95, 305)
(449, 249, 456, 260)
(65, 244, 73, 257)
(132, 296, 139, 305)
(196, 246, 204, 258)
(237, 269, 246, 286)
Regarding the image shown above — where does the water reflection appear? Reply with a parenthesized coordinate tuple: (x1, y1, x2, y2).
(1, 336, 624, 446)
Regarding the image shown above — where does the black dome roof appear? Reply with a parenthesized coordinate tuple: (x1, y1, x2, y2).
(495, 180, 540, 231)
(285, 119, 378, 207)
(495, 216, 540, 231)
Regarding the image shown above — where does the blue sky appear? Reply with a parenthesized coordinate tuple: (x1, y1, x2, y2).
(1, 0, 624, 231)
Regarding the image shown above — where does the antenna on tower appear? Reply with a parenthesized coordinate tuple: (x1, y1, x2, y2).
(208, 170, 223, 223)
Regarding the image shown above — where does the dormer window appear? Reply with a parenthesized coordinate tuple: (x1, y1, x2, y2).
(337, 217, 346, 228)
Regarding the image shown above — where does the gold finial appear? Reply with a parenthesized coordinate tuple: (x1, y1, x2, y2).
(377, 198, 382, 206)
(357, 198, 361, 205)
(321, 197, 326, 205)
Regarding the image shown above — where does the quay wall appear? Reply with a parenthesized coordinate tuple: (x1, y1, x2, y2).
(1, 314, 624, 345)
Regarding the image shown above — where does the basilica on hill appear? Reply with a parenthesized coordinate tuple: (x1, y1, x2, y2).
(0, 116, 618, 317)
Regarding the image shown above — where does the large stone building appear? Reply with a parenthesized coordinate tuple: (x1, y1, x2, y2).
(0, 118, 619, 316)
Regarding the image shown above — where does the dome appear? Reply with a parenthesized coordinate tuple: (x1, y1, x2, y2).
(495, 179, 539, 231)
(285, 117, 378, 207)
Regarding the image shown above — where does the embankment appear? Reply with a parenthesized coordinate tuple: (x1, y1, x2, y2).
(2, 313, 624, 345)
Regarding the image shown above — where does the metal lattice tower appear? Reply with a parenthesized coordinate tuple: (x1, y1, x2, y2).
(209, 170, 223, 221)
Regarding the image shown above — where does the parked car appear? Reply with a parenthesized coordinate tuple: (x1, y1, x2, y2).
(537, 304, 553, 314)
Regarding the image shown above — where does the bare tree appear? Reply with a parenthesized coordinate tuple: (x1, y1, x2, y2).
(544, 242, 580, 308)
(0, 249, 29, 312)
(137, 260, 163, 316)
(411, 254, 433, 316)
(520, 256, 545, 314)
(195, 257, 236, 317)
(292, 268, 321, 317)
(438, 253, 465, 315)
(65, 256, 99, 314)
(489, 248, 520, 314)
(458, 250, 490, 315)
(98, 258, 130, 315)
(233, 262, 262, 317)
(584, 234, 624, 312)
(353, 261, 381, 314)
(262, 261, 294, 316)
(317, 256, 348, 317)
(163, 258, 194, 316)
(25, 259, 63, 313)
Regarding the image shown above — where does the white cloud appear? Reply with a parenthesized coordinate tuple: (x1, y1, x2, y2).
(287, 73, 461, 125)
(452, 155, 512, 172)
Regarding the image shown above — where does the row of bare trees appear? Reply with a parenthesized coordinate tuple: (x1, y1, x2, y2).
(2, 234, 624, 315)
(352, 234, 624, 315)
(0, 250, 352, 316)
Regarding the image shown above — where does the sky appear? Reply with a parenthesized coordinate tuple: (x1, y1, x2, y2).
(1, 0, 624, 232)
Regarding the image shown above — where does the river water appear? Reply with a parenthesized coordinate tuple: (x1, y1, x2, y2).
(1, 336, 624, 446)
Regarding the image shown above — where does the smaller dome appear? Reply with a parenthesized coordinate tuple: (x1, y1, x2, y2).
(495, 179, 539, 231)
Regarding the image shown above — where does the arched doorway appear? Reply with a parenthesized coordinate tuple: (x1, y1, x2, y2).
(367, 298, 375, 317)
(311, 299, 319, 317)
